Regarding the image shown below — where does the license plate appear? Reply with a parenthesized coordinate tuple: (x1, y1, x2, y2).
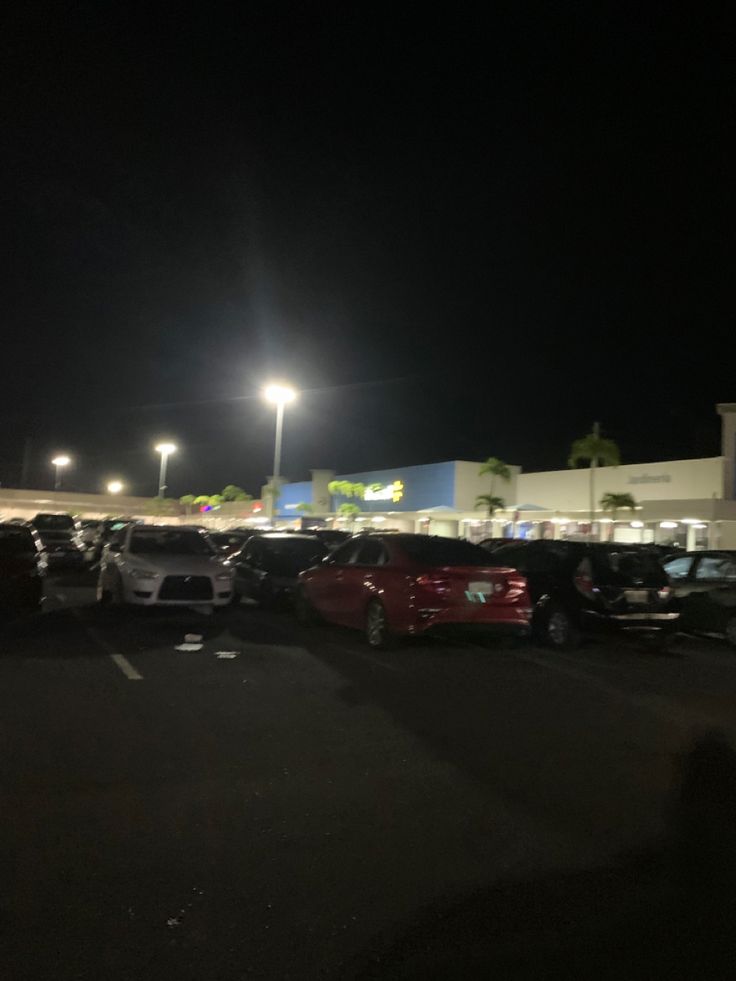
(466, 581, 493, 603)
(625, 589, 649, 604)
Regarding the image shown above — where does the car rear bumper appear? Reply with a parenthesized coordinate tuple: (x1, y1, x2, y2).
(581, 610, 680, 633)
(46, 553, 86, 567)
(408, 605, 532, 636)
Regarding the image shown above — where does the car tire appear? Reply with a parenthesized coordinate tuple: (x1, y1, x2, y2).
(726, 615, 736, 649)
(294, 588, 319, 626)
(365, 599, 393, 650)
(539, 604, 580, 650)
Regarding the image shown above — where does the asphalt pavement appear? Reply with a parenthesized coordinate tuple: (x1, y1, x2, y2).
(3, 571, 736, 979)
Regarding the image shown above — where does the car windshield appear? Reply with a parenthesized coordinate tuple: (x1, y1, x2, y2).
(33, 514, 75, 531)
(0, 527, 35, 556)
(396, 535, 493, 567)
(129, 530, 215, 556)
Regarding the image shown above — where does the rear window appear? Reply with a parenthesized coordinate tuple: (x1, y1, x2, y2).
(33, 514, 75, 531)
(592, 546, 666, 585)
(0, 527, 36, 556)
(396, 536, 492, 567)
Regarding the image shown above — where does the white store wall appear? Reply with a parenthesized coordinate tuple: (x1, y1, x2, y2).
(515, 457, 725, 513)
(453, 461, 520, 512)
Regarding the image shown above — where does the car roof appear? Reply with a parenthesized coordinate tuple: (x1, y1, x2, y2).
(259, 532, 320, 541)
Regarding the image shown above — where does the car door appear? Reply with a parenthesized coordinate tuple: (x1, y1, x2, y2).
(340, 537, 389, 626)
(688, 554, 736, 634)
(311, 539, 363, 624)
(233, 539, 265, 598)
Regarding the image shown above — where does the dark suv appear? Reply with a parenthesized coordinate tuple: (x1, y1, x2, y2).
(484, 540, 677, 648)
(663, 551, 736, 647)
(0, 522, 44, 618)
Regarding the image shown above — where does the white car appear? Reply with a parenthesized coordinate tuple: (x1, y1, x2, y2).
(97, 525, 235, 608)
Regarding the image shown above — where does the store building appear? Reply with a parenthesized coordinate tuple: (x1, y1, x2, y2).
(273, 404, 736, 550)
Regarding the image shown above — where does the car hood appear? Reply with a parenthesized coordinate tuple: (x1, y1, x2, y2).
(122, 554, 227, 576)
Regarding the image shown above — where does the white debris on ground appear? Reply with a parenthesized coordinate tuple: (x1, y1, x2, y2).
(175, 643, 203, 651)
(184, 633, 203, 643)
(215, 651, 238, 659)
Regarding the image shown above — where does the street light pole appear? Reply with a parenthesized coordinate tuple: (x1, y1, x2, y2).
(263, 383, 297, 522)
(155, 443, 177, 498)
(272, 400, 285, 497)
(51, 455, 71, 491)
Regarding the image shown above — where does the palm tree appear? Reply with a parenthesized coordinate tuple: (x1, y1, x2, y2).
(475, 494, 506, 520)
(600, 492, 637, 540)
(568, 423, 621, 539)
(179, 494, 195, 516)
(479, 457, 511, 498)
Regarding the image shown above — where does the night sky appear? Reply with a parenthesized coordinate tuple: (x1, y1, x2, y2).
(2, 5, 733, 498)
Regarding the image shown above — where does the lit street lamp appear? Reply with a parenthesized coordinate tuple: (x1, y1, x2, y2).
(51, 454, 71, 491)
(107, 480, 124, 495)
(155, 442, 177, 498)
(263, 383, 297, 520)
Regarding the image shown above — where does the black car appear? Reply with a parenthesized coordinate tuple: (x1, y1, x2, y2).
(485, 540, 678, 648)
(90, 518, 140, 561)
(309, 529, 351, 550)
(0, 522, 44, 618)
(208, 530, 253, 557)
(663, 551, 736, 647)
(227, 533, 328, 606)
(478, 537, 528, 552)
(29, 512, 85, 568)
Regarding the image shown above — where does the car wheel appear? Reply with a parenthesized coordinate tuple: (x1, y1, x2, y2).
(726, 615, 736, 649)
(294, 588, 319, 625)
(541, 604, 580, 650)
(366, 600, 393, 650)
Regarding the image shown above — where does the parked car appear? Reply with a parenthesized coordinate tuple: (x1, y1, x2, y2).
(0, 522, 45, 618)
(97, 525, 234, 608)
(478, 537, 528, 552)
(484, 540, 678, 648)
(208, 530, 253, 557)
(663, 551, 736, 646)
(28, 514, 85, 570)
(77, 519, 101, 550)
(309, 529, 351, 550)
(227, 533, 328, 606)
(296, 533, 532, 648)
(90, 518, 140, 562)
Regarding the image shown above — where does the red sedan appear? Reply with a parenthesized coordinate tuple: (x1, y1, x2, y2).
(296, 533, 532, 648)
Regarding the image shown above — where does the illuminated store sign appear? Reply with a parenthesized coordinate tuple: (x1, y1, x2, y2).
(364, 480, 405, 503)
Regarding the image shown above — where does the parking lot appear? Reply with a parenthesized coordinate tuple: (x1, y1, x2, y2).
(3, 570, 736, 979)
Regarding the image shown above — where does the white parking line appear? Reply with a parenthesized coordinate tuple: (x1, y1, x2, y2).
(82, 622, 144, 681)
(109, 653, 144, 681)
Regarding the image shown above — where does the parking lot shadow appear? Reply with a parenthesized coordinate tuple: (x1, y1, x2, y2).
(349, 730, 736, 980)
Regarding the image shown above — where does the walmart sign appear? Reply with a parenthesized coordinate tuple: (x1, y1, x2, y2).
(364, 480, 405, 503)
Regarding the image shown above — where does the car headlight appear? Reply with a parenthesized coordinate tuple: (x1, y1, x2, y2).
(128, 569, 159, 580)
(216, 572, 234, 581)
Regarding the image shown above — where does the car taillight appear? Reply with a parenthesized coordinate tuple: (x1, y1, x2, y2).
(657, 586, 671, 601)
(414, 574, 451, 592)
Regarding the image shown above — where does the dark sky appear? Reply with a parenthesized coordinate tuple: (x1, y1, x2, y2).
(1, 4, 733, 498)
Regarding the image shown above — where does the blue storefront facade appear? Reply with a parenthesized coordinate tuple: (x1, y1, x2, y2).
(271, 460, 501, 538)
